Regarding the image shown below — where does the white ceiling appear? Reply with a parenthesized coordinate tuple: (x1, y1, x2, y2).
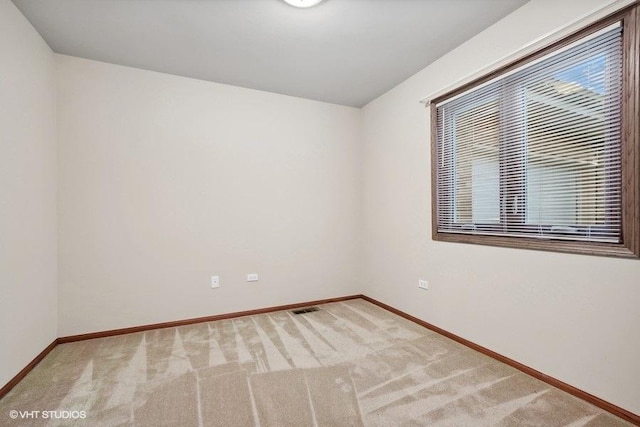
(12, 0, 528, 107)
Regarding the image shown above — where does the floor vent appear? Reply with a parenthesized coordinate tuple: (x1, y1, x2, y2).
(291, 307, 319, 315)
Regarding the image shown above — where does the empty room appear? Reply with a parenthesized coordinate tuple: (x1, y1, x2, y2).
(1, 0, 639, 425)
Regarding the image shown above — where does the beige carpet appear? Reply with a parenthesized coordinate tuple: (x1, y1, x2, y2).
(0, 299, 633, 426)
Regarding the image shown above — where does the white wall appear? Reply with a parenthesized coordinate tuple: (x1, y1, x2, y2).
(0, 1, 58, 388)
(362, 0, 640, 415)
(56, 55, 362, 336)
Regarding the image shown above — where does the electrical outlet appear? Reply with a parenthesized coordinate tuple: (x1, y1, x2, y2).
(418, 279, 429, 290)
(247, 273, 259, 282)
(211, 276, 220, 288)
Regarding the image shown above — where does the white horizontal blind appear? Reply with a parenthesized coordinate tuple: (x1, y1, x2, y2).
(435, 24, 623, 243)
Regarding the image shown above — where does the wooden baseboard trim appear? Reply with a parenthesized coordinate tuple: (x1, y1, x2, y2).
(58, 294, 364, 343)
(2, 295, 362, 399)
(0, 339, 58, 400)
(361, 295, 640, 426)
(3, 294, 638, 425)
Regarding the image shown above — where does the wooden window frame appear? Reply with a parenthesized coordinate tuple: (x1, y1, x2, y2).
(430, 4, 640, 258)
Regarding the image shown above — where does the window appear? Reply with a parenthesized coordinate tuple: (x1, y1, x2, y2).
(431, 5, 639, 258)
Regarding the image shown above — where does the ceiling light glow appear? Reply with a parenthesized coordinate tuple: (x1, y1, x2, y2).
(283, 0, 323, 8)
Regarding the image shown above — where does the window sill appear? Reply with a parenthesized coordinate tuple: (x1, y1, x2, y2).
(432, 231, 639, 258)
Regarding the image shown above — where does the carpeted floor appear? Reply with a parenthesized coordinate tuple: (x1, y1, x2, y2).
(0, 299, 633, 426)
